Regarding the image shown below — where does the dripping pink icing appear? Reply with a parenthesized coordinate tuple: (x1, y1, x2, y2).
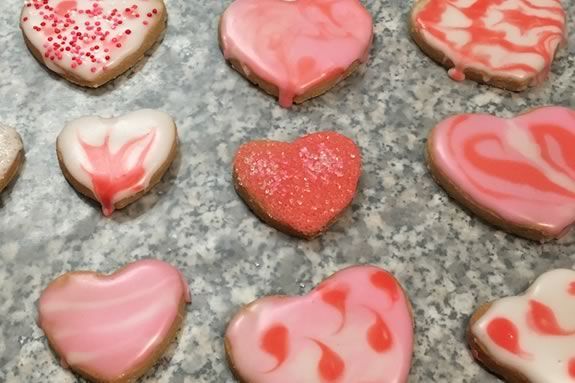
(429, 106, 575, 237)
(220, 0, 373, 107)
(37, 259, 190, 381)
(226, 266, 413, 383)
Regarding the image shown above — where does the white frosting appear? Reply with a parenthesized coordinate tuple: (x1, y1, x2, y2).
(57, 109, 176, 208)
(0, 125, 23, 187)
(472, 269, 575, 383)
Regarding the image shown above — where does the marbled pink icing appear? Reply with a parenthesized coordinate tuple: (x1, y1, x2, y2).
(226, 266, 413, 383)
(220, 0, 373, 107)
(37, 259, 190, 381)
(429, 106, 575, 237)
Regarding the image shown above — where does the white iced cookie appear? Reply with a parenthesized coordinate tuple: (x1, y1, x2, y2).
(0, 125, 24, 193)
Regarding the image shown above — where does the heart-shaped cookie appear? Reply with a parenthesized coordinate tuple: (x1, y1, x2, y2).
(219, 0, 373, 107)
(226, 265, 413, 383)
(37, 259, 190, 382)
(57, 109, 178, 216)
(468, 269, 575, 383)
(411, 0, 566, 90)
(427, 106, 575, 241)
(20, 0, 167, 87)
(0, 125, 24, 193)
(233, 131, 361, 239)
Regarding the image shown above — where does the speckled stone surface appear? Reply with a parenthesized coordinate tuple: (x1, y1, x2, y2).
(0, 0, 574, 382)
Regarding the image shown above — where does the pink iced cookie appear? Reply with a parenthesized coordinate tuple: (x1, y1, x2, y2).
(20, 0, 167, 87)
(427, 106, 575, 241)
(219, 0, 373, 107)
(468, 269, 575, 383)
(225, 266, 413, 383)
(37, 259, 190, 383)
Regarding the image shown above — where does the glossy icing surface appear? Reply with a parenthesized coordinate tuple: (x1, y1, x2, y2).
(220, 0, 373, 107)
(37, 259, 190, 381)
(472, 269, 575, 382)
(413, 0, 566, 85)
(226, 266, 413, 383)
(429, 106, 575, 237)
(20, 0, 165, 82)
(233, 131, 361, 237)
(0, 124, 23, 185)
(57, 109, 177, 216)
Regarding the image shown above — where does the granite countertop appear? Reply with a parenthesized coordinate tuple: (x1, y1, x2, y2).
(1, 0, 574, 382)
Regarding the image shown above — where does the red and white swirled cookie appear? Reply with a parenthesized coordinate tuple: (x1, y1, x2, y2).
(468, 269, 575, 383)
(411, 0, 566, 90)
(20, 0, 167, 87)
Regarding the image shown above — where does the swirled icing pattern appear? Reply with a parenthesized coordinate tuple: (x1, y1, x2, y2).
(226, 266, 413, 383)
(0, 125, 23, 189)
(429, 106, 575, 238)
(412, 0, 566, 85)
(220, 0, 373, 107)
(20, 0, 165, 82)
(57, 109, 177, 216)
(37, 259, 190, 382)
(471, 269, 575, 382)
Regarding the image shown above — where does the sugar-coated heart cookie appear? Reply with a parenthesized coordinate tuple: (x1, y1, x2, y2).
(226, 265, 413, 383)
(0, 125, 24, 193)
(468, 269, 575, 383)
(233, 131, 361, 239)
(20, 0, 167, 87)
(427, 106, 575, 241)
(37, 259, 190, 383)
(57, 109, 177, 216)
(219, 0, 373, 107)
(410, 0, 566, 90)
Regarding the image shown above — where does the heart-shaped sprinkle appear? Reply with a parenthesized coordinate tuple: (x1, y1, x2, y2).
(20, 0, 166, 86)
(233, 131, 361, 239)
(37, 259, 190, 382)
(411, 0, 566, 87)
(220, 0, 373, 107)
(57, 109, 177, 216)
(226, 266, 413, 383)
(427, 106, 575, 240)
(470, 269, 575, 382)
(0, 125, 24, 192)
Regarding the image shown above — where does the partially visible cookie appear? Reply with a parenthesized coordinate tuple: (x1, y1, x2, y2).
(0, 125, 24, 193)
(57, 109, 178, 216)
(410, 0, 566, 90)
(20, 0, 167, 87)
(468, 269, 575, 383)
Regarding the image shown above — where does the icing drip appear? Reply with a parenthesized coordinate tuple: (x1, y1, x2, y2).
(220, 0, 373, 107)
(413, 0, 566, 85)
(429, 106, 575, 237)
(226, 266, 413, 383)
(472, 269, 575, 383)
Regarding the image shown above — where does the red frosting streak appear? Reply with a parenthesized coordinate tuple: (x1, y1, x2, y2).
(569, 282, 575, 296)
(568, 358, 575, 379)
(261, 324, 289, 372)
(367, 310, 393, 353)
(370, 271, 399, 302)
(312, 340, 345, 381)
(527, 300, 575, 336)
(54, 0, 76, 16)
(321, 286, 349, 333)
(79, 130, 156, 216)
(486, 317, 524, 356)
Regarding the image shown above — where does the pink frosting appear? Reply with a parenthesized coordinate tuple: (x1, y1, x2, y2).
(220, 0, 373, 107)
(226, 266, 413, 383)
(429, 106, 575, 237)
(37, 259, 190, 381)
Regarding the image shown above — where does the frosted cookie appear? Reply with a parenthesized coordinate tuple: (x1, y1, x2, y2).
(426, 106, 575, 241)
(410, 0, 566, 90)
(219, 0, 373, 107)
(20, 0, 167, 87)
(226, 265, 413, 383)
(0, 125, 24, 193)
(57, 109, 177, 216)
(233, 131, 361, 239)
(37, 259, 190, 383)
(468, 269, 575, 383)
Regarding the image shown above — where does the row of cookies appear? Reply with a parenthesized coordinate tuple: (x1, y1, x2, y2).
(36, 259, 575, 382)
(20, 0, 567, 107)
